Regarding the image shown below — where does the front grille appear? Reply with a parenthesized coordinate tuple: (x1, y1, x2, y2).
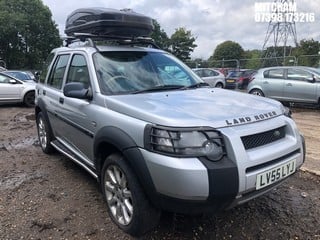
(241, 126, 286, 150)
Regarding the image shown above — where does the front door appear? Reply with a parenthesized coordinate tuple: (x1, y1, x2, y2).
(283, 68, 317, 103)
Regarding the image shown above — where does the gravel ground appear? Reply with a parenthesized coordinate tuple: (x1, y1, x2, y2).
(0, 105, 319, 240)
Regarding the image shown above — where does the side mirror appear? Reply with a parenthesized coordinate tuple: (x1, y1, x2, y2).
(307, 77, 316, 83)
(9, 79, 18, 84)
(63, 82, 92, 100)
(34, 71, 40, 83)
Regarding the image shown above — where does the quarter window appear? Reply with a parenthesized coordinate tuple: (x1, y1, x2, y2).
(204, 69, 218, 77)
(47, 54, 70, 89)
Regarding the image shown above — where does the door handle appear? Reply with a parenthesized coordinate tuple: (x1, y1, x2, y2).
(286, 83, 293, 86)
(59, 97, 64, 104)
(263, 81, 269, 84)
(43, 90, 46, 95)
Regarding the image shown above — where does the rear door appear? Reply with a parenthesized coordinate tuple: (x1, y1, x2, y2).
(55, 53, 95, 163)
(42, 54, 71, 137)
(283, 68, 317, 103)
(202, 69, 219, 87)
(260, 68, 285, 99)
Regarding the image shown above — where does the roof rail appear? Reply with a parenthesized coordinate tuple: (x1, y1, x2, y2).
(64, 33, 160, 49)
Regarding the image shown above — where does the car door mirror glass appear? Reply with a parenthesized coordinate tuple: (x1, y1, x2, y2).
(63, 82, 91, 100)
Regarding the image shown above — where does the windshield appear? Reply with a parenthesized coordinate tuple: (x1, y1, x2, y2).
(5, 71, 34, 81)
(308, 67, 320, 76)
(93, 51, 202, 95)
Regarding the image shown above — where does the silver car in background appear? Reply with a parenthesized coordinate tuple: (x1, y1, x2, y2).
(192, 68, 225, 88)
(248, 66, 320, 106)
(0, 72, 36, 106)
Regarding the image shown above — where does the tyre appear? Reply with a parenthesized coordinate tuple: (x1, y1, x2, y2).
(24, 91, 35, 107)
(249, 89, 264, 97)
(101, 153, 161, 237)
(215, 82, 223, 88)
(36, 112, 54, 154)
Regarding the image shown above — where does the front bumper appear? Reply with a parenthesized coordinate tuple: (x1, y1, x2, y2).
(126, 117, 305, 214)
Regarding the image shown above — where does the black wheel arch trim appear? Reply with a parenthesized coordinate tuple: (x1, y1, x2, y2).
(94, 126, 159, 205)
(94, 126, 138, 157)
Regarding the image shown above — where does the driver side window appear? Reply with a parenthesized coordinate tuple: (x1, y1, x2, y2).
(66, 54, 90, 88)
(287, 69, 313, 81)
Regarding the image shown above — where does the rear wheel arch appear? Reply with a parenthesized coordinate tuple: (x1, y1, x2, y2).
(35, 99, 55, 144)
(23, 90, 35, 107)
(215, 82, 224, 88)
(249, 88, 265, 97)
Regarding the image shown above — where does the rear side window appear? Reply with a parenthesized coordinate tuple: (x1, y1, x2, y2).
(203, 69, 219, 77)
(39, 53, 55, 83)
(194, 70, 203, 77)
(47, 54, 70, 89)
(264, 69, 284, 79)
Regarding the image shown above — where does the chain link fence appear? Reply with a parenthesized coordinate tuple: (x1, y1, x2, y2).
(186, 55, 320, 71)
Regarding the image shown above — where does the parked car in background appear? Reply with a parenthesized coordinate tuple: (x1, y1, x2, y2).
(0, 72, 36, 106)
(4, 70, 36, 82)
(225, 69, 256, 89)
(248, 66, 320, 106)
(192, 68, 225, 88)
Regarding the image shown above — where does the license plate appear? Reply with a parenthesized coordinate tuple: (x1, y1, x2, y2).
(256, 159, 296, 190)
(226, 79, 234, 83)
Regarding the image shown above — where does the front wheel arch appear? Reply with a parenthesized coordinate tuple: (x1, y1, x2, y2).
(101, 153, 161, 236)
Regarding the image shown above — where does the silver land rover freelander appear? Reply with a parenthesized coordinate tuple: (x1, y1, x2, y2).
(35, 8, 305, 237)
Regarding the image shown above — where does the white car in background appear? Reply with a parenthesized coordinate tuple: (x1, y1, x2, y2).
(192, 68, 225, 88)
(0, 72, 36, 107)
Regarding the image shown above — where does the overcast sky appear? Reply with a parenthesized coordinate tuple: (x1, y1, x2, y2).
(41, 0, 320, 59)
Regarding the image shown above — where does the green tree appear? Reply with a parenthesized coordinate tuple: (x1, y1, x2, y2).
(242, 49, 262, 69)
(170, 27, 197, 62)
(293, 39, 320, 67)
(150, 20, 170, 51)
(209, 41, 244, 68)
(0, 0, 61, 69)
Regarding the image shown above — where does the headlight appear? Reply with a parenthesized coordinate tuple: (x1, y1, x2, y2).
(145, 126, 225, 161)
(281, 104, 292, 118)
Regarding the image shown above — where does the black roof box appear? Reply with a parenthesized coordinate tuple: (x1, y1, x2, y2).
(65, 8, 154, 37)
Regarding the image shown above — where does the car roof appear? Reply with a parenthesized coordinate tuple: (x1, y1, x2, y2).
(259, 66, 318, 71)
(192, 68, 219, 71)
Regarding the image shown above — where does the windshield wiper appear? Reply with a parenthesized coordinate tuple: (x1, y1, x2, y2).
(132, 85, 184, 94)
(181, 82, 209, 89)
